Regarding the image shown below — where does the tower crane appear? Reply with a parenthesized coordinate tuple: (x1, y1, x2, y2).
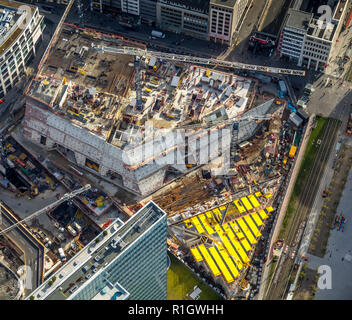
(0, 184, 91, 236)
(92, 45, 306, 76)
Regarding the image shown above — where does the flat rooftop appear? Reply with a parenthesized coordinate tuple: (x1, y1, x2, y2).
(210, 0, 237, 9)
(0, 0, 35, 56)
(29, 201, 165, 300)
(333, 0, 347, 21)
(285, 9, 312, 31)
(307, 18, 337, 41)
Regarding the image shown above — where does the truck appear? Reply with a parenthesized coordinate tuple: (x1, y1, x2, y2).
(58, 248, 66, 262)
(67, 225, 77, 237)
(151, 30, 165, 39)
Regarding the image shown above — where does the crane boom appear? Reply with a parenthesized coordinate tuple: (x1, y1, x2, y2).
(93, 45, 306, 76)
(38, 0, 76, 72)
(0, 184, 91, 236)
(178, 115, 272, 130)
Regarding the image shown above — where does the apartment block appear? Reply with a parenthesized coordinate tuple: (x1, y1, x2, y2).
(0, 0, 44, 99)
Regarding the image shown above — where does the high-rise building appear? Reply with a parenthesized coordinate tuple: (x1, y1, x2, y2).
(27, 201, 167, 300)
(0, 0, 45, 100)
(278, 1, 349, 72)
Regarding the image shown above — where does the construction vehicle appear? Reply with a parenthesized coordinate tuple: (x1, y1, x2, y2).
(58, 247, 67, 262)
(74, 233, 83, 250)
(0, 184, 91, 236)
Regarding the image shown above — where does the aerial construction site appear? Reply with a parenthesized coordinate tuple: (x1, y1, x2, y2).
(1, 13, 308, 300)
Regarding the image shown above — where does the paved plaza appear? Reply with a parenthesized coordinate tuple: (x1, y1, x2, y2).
(306, 162, 352, 299)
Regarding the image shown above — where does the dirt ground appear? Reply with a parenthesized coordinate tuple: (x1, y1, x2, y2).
(308, 144, 352, 257)
(0, 264, 19, 300)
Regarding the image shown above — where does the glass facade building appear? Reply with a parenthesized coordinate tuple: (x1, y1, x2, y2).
(28, 201, 167, 300)
(73, 208, 167, 300)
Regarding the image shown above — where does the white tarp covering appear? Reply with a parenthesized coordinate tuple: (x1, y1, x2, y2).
(170, 76, 180, 87)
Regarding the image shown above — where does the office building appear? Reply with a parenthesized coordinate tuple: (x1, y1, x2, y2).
(278, 1, 348, 71)
(27, 201, 167, 300)
(208, 0, 248, 45)
(157, 0, 209, 39)
(0, 0, 44, 99)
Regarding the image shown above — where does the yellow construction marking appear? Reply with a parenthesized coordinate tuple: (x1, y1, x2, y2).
(266, 206, 274, 213)
(229, 220, 252, 251)
(244, 215, 261, 238)
(209, 247, 234, 283)
(199, 214, 215, 234)
(234, 200, 246, 213)
(191, 217, 205, 234)
(214, 224, 243, 269)
(241, 197, 253, 211)
(236, 218, 257, 244)
(198, 244, 221, 277)
(217, 245, 241, 277)
(251, 212, 263, 227)
(248, 194, 260, 208)
(59, 290, 68, 298)
(255, 191, 263, 198)
(212, 208, 222, 221)
(183, 219, 193, 228)
(190, 247, 203, 262)
(206, 211, 213, 219)
(223, 223, 250, 263)
(265, 192, 272, 199)
(258, 209, 268, 220)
